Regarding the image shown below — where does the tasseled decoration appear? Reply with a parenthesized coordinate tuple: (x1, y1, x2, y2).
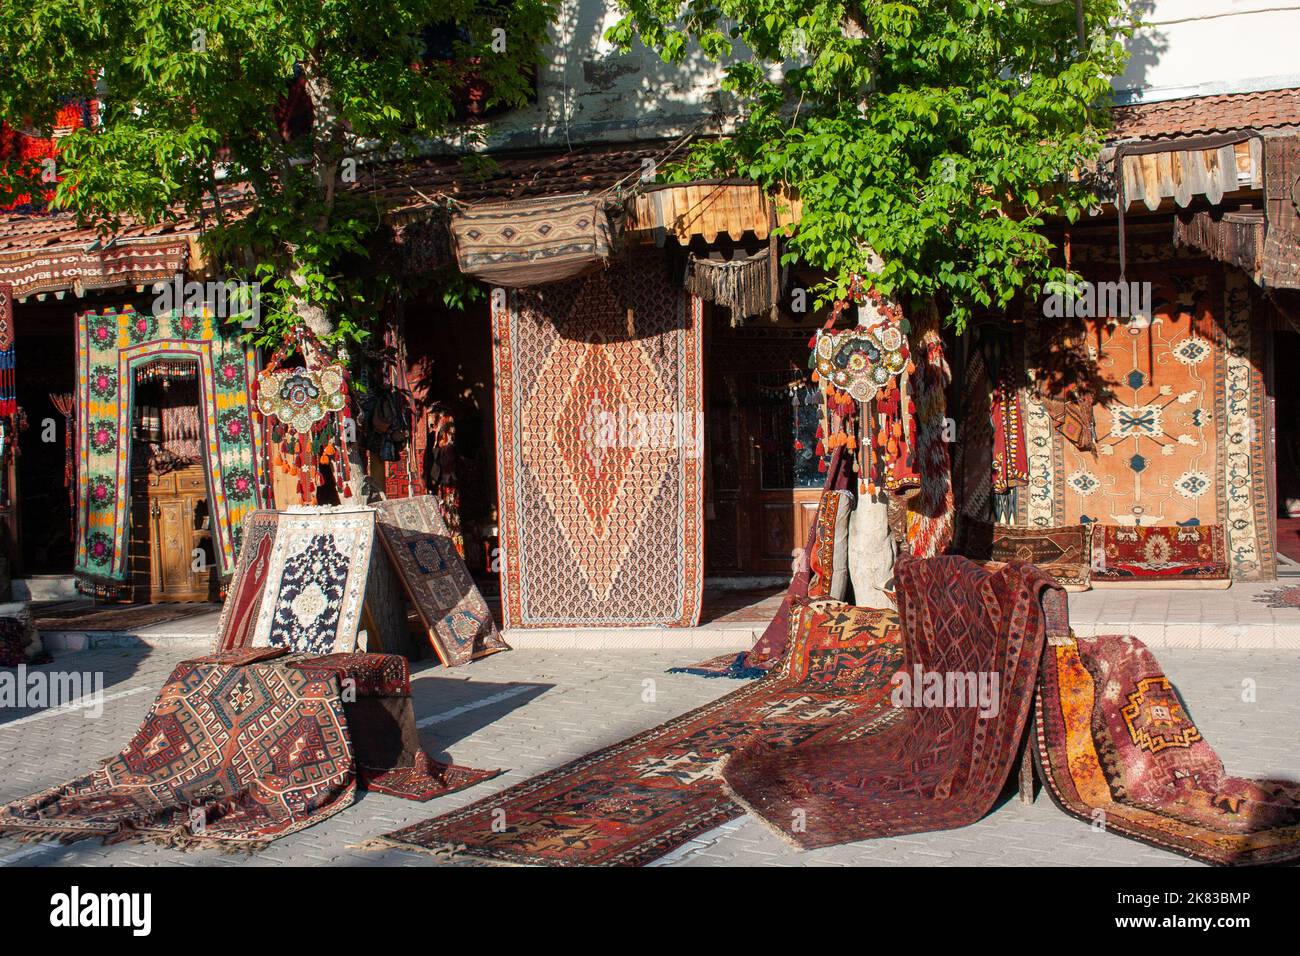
(0, 283, 14, 419)
(254, 327, 353, 505)
(50, 392, 76, 541)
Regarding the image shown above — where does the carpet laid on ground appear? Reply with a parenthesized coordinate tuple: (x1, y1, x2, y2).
(374, 495, 509, 665)
(35, 603, 214, 633)
(0, 649, 496, 850)
(722, 556, 1061, 847)
(491, 253, 704, 628)
(373, 600, 902, 865)
(1035, 632, 1300, 866)
(1090, 524, 1231, 588)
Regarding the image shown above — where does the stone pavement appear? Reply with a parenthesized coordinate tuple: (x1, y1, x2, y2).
(2, 641, 1298, 867)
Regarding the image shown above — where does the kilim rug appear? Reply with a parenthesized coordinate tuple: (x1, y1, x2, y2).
(1090, 524, 1230, 588)
(250, 508, 377, 654)
(74, 306, 267, 598)
(215, 510, 280, 651)
(0, 650, 497, 849)
(491, 254, 704, 627)
(963, 522, 1091, 591)
(374, 495, 509, 665)
(1257, 585, 1300, 610)
(1034, 633, 1300, 866)
(722, 557, 1062, 848)
(372, 600, 902, 865)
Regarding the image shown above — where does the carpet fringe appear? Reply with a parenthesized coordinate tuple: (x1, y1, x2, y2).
(713, 753, 809, 851)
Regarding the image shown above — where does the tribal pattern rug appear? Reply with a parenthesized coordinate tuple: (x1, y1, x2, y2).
(963, 522, 1091, 590)
(1090, 523, 1230, 587)
(0, 648, 355, 848)
(1256, 585, 1300, 610)
(74, 306, 266, 597)
(1035, 633, 1300, 866)
(374, 600, 902, 865)
(374, 495, 509, 665)
(0, 650, 497, 849)
(723, 557, 1061, 848)
(1050, 268, 1272, 580)
(492, 253, 704, 627)
(250, 509, 376, 654)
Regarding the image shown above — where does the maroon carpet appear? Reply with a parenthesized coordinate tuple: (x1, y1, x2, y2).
(722, 556, 1064, 848)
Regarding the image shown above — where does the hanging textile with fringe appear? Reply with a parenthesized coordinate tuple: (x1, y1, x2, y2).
(1260, 132, 1300, 290)
(809, 281, 917, 496)
(254, 329, 354, 504)
(449, 194, 614, 287)
(50, 392, 75, 540)
(905, 304, 954, 558)
(684, 247, 777, 325)
(1173, 207, 1264, 274)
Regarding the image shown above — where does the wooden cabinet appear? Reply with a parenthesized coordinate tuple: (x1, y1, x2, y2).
(130, 464, 217, 602)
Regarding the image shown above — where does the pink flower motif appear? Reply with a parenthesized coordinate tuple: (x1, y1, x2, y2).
(226, 420, 243, 438)
(91, 541, 107, 557)
(94, 428, 109, 444)
(134, 318, 147, 333)
(233, 477, 250, 493)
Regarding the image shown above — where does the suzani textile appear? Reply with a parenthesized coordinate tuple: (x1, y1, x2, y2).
(723, 557, 1060, 847)
(492, 255, 704, 627)
(374, 495, 509, 666)
(0, 650, 496, 849)
(375, 601, 901, 865)
(74, 306, 265, 595)
(250, 509, 376, 655)
(1035, 633, 1300, 866)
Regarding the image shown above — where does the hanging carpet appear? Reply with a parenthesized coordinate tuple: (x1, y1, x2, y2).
(450, 194, 614, 287)
(1035, 633, 1300, 866)
(0, 649, 496, 850)
(215, 510, 281, 651)
(372, 600, 902, 866)
(492, 254, 704, 627)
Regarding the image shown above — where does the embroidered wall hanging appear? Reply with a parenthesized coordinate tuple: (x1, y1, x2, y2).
(492, 254, 704, 627)
(74, 306, 267, 596)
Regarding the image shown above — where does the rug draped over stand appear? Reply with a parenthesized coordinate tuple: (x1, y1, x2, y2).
(0, 649, 496, 849)
(373, 601, 902, 865)
(491, 255, 704, 627)
(721, 557, 1060, 847)
(1035, 633, 1300, 866)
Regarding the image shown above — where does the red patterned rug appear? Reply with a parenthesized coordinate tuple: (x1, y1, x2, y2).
(722, 556, 1061, 847)
(1035, 633, 1300, 866)
(491, 253, 704, 627)
(0, 649, 497, 849)
(373, 601, 902, 865)
(1090, 524, 1230, 587)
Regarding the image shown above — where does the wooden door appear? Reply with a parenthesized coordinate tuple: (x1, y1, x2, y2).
(155, 497, 191, 596)
(706, 313, 824, 576)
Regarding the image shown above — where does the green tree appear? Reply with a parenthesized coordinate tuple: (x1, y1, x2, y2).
(610, 0, 1135, 328)
(0, 0, 557, 350)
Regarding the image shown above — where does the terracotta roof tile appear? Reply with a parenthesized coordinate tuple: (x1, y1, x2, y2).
(1111, 87, 1300, 142)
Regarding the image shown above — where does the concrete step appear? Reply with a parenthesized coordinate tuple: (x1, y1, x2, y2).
(12, 575, 79, 602)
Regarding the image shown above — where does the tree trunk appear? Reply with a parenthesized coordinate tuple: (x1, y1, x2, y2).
(848, 489, 895, 607)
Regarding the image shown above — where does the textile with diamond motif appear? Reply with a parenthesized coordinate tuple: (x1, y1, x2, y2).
(491, 254, 704, 627)
(1090, 523, 1229, 587)
(374, 495, 509, 665)
(1035, 633, 1300, 865)
(0, 649, 499, 848)
(373, 600, 901, 865)
(250, 509, 375, 654)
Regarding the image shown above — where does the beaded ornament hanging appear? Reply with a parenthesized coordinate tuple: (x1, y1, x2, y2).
(253, 329, 354, 502)
(810, 279, 920, 495)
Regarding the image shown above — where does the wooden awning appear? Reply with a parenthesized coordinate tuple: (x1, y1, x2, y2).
(1114, 135, 1261, 211)
(624, 180, 801, 245)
